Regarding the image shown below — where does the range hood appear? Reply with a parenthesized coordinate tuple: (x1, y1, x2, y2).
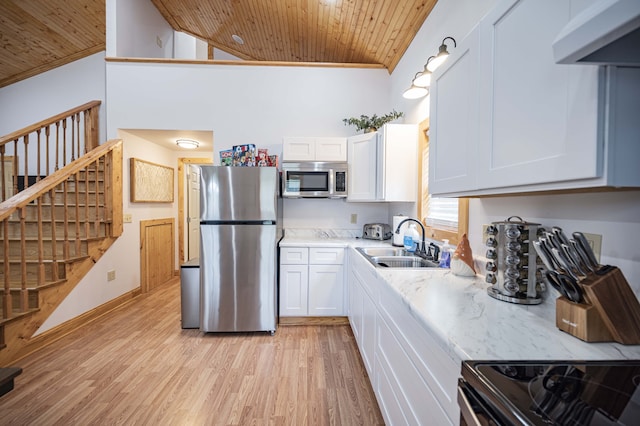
(553, 0, 640, 65)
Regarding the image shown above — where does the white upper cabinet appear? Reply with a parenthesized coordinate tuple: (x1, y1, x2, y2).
(429, 0, 640, 196)
(282, 137, 347, 162)
(476, 0, 599, 189)
(429, 25, 480, 194)
(347, 124, 418, 202)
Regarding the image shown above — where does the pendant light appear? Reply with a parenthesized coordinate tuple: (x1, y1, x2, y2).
(402, 73, 429, 99)
(426, 37, 457, 72)
(413, 56, 436, 87)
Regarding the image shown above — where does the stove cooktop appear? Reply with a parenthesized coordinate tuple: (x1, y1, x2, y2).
(461, 360, 640, 425)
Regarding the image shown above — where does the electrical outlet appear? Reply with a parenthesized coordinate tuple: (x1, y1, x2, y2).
(156, 36, 163, 48)
(582, 232, 602, 263)
(350, 213, 357, 224)
(107, 270, 116, 281)
(123, 214, 132, 223)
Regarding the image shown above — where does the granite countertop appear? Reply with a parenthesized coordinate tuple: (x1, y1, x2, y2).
(280, 234, 640, 362)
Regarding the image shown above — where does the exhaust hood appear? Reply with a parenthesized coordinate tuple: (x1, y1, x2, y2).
(553, 0, 640, 65)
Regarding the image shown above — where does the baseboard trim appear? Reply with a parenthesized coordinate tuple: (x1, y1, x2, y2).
(279, 316, 350, 326)
(12, 288, 142, 364)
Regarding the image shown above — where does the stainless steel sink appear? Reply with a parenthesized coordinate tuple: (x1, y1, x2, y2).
(356, 247, 439, 269)
(372, 256, 439, 268)
(358, 247, 408, 257)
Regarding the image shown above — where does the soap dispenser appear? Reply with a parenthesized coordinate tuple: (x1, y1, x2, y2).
(439, 239, 452, 268)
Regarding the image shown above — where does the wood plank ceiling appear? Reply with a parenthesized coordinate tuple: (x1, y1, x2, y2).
(0, 0, 437, 89)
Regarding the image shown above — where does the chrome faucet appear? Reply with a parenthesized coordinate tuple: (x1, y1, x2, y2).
(394, 218, 440, 261)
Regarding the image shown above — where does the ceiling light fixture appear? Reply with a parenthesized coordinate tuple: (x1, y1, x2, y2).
(176, 139, 199, 149)
(231, 34, 244, 45)
(402, 73, 430, 99)
(426, 37, 457, 72)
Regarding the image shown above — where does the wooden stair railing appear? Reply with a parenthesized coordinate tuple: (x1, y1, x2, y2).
(0, 139, 123, 358)
(0, 100, 101, 203)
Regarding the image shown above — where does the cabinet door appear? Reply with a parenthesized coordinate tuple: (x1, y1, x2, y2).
(348, 259, 376, 377)
(476, 0, 599, 189)
(361, 281, 377, 378)
(347, 132, 379, 201)
(279, 264, 308, 316)
(429, 25, 480, 195)
(348, 269, 363, 342)
(316, 137, 347, 162)
(308, 264, 344, 316)
(379, 124, 418, 202)
(282, 137, 316, 161)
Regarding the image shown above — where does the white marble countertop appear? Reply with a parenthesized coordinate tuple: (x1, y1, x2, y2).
(280, 234, 640, 362)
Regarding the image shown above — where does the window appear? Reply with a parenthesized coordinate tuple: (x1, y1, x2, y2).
(417, 118, 469, 246)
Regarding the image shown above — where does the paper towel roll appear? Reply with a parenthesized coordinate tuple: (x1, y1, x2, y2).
(393, 215, 409, 246)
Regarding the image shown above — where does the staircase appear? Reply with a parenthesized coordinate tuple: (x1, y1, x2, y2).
(0, 101, 123, 366)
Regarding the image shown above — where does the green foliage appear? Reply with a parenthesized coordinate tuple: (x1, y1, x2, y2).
(342, 110, 404, 132)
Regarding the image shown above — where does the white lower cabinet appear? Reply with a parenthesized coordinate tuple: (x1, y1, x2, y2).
(348, 248, 460, 425)
(348, 258, 377, 376)
(280, 246, 345, 317)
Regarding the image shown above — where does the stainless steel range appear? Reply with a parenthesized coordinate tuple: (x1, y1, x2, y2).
(459, 360, 640, 425)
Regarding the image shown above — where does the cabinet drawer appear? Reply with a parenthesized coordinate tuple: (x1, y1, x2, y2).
(309, 247, 344, 264)
(280, 247, 309, 264)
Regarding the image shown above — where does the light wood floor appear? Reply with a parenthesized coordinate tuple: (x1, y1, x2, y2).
(0, 278, 384, 425)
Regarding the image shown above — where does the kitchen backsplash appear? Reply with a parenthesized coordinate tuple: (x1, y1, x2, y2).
(284, 228, 360, 239)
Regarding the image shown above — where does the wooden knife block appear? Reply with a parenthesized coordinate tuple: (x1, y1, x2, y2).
(556, 297, 613, 342)
(555, 267, 640, 344)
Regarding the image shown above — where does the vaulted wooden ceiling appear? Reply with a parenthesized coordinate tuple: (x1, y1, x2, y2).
(0, 0, 437, 89)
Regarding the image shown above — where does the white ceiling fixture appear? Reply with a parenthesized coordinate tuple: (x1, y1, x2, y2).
(231, 34, 244, 45)
(176, 139, 199, 149)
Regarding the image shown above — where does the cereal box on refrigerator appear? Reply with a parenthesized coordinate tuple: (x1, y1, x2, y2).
(232, 144, 256, 166)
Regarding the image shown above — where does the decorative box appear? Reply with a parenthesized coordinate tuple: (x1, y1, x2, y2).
(232, 144, 256, 166)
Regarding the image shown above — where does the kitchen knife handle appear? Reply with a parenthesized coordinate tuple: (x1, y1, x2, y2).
(533, 241, 554, 271)
(561, 243, 587, 277)
(570, 239, 595, 273)
(551, 247, 580, 282)
(572, 232, 599, 269)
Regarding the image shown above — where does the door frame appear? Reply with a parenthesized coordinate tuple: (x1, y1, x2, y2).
(177, 157, 212, 264)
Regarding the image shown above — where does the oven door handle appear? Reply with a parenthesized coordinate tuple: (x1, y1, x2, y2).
(458, 382, 482, 426)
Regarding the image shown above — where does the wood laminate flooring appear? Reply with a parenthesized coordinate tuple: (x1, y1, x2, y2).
(0, 278, 384, 425)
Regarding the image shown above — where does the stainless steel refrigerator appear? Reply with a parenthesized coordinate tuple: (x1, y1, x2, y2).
(199, 166, 282, 333)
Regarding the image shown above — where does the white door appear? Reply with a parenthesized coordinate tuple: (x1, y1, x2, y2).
(187, 164, 200, 260)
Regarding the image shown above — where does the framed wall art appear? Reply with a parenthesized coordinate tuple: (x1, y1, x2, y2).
(130, 158, 174, 203)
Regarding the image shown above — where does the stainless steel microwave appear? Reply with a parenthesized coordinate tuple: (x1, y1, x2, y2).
(281, 162, 348, 198)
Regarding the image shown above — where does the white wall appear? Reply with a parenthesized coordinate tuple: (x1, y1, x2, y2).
(390, 0, 640, 294)
(109, 0, 174, 58)
(106, 61, 390, 153)
(0, 52, 106, 141)
(173, 32, 210, 60)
